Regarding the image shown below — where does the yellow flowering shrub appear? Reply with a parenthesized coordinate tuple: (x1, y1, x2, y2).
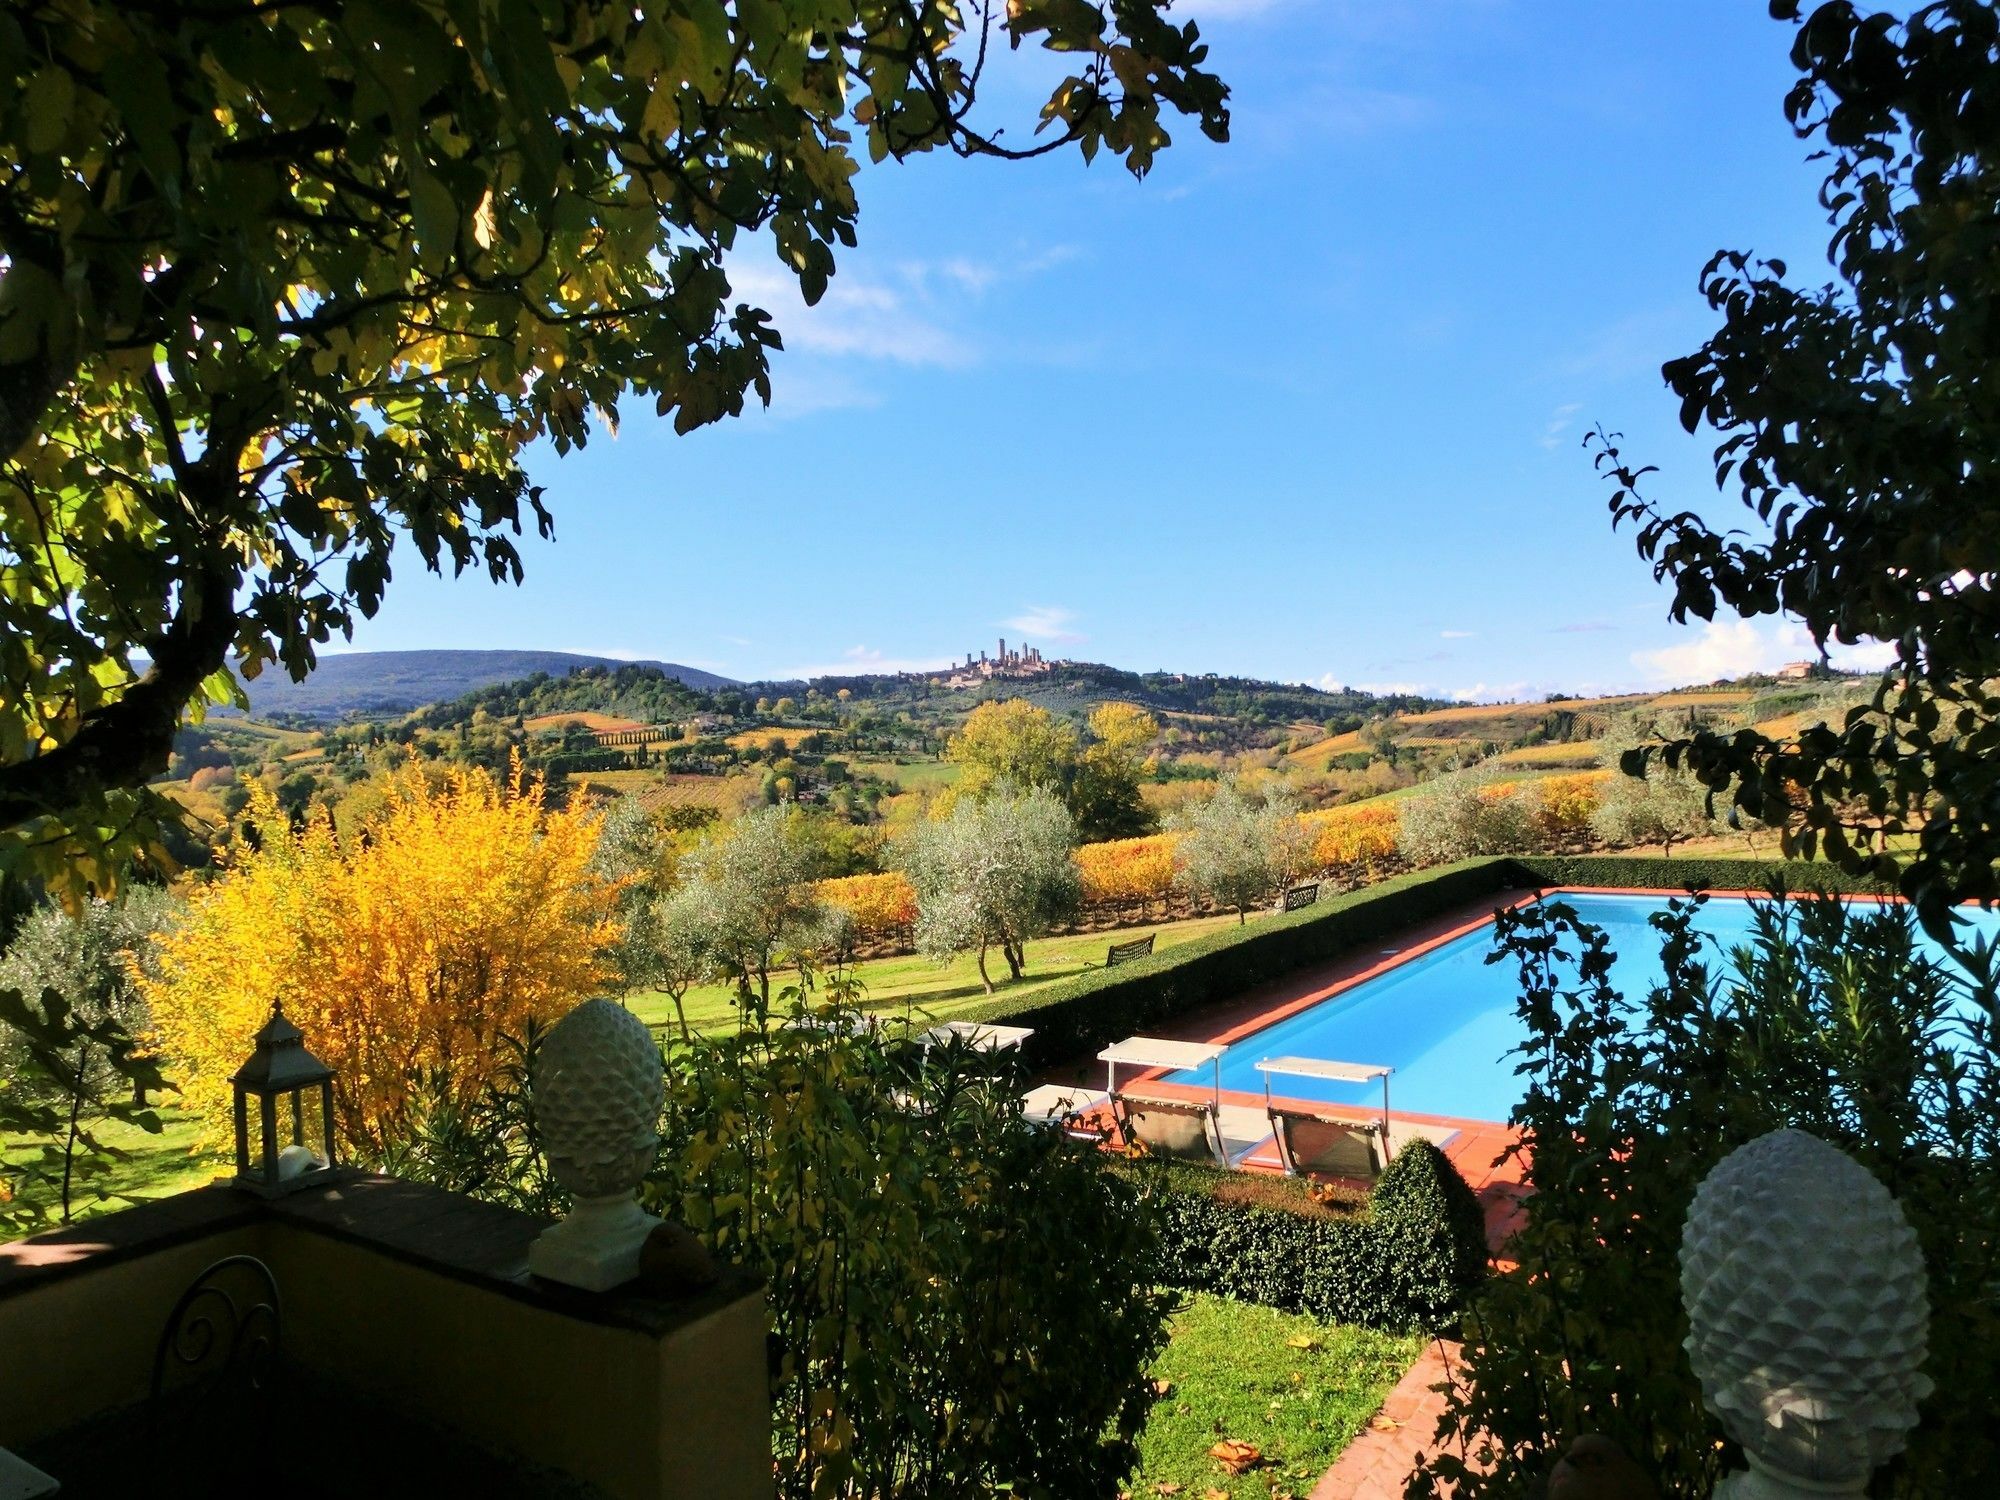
(145, 762, 618, 1153)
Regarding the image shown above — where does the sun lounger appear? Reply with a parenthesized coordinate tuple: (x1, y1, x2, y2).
(1094, 1035, 1234, 1164)
(922, 1020, 1035, 1052)
(1021, 1084, 1110, 1142)
(1254, 1056, 1395, 1179)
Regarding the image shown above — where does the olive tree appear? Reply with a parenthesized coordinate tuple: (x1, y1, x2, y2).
(0, 1, 1230, 894)
(899, 785, 1080, 992)
(1167, 783, 1311, 923)
(675, 806, 829, 1014)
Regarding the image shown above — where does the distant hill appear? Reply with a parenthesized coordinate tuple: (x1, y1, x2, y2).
(235, 650, 735, 721)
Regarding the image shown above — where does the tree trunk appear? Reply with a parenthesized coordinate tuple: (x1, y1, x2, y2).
(1002, 938, 1024, 981)
(976, 941, 994, 994)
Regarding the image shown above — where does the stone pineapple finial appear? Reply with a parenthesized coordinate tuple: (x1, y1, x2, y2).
(527, 998, 665, 1292)
(1680, 1128, 1931, 1499)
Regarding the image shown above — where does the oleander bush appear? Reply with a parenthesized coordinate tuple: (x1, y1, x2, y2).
(1126, 1140, 1487, 1333)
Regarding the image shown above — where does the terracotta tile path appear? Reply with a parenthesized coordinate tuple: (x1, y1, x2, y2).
(1310, 1340, 1470, 1500)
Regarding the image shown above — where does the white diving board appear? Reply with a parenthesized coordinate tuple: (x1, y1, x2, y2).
(1098, 1035, 1228, 1106)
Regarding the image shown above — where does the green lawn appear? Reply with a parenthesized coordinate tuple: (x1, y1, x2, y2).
(1135, 1294, 1424, 1498)
(3, 1103, 220, 1234)
(626, 910, 1248, 1035)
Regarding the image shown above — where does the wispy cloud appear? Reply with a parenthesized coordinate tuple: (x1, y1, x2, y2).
(1538, 401, 1583, 451)
(1439, 629, 1476, 640)
(1550, 620, 1617, 635)
(1633, 619, 1896, 687)
(730, 264, 974, 368)
(1002, 605, 1086, 644)
(778, 645, 957, 681)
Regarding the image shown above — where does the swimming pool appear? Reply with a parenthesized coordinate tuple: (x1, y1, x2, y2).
(1162, 891, 1999, 1123)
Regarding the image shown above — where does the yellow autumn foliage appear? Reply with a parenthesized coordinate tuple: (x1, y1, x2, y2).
(1075, 833, 1181, 904)
(817, 872, 918, 936)
(145, 761, 619, 1154)
(1300, 802, 1401, 867)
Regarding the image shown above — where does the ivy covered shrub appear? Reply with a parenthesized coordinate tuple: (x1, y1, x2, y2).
(1128, 1140, 1487, 1333)
(1419, 894, 2000, 1500)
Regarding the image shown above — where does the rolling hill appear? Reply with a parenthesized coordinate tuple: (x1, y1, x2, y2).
(234, 650, 735, 721)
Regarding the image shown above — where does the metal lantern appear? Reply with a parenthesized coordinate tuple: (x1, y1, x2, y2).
(230, 1003, 338, 1197)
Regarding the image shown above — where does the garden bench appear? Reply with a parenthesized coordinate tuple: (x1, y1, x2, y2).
(1282, 882, 1320, 912)
(1104, 933, 1156, 967)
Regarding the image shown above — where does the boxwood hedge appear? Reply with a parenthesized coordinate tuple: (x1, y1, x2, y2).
(1507, 853, 1895, 897)
(976, 853, 1898, 1072)
(967, 858, 1521, 1069)
(1123, 1139, 1489, 1333)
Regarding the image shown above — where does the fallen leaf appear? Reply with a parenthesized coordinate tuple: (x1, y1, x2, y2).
(1369, 1414, 1402, 1433)
(1284, 1335, 1322, 1351)
(1153, 1484, 1182, 1496)
(1152, 1378, 1175, 1397)
(1204, 1490, 1229, 1499)
(1208, 1439, 1263, 1475)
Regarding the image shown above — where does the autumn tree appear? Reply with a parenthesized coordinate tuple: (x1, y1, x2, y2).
(898, 786, 1079, 991)
(1071, 702, 1159, 841)
(1594, 0, 2000, 922)
(144, 764, 618, 1154)
(0, 2, 1230, 894)
(944, 700, 1081, 805)
(1168, 783, 1310, 923)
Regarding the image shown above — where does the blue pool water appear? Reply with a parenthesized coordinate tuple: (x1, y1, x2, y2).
(1163, 892, 1998, 1123)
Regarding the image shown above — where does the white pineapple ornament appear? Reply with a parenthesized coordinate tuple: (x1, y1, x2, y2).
(527, 998, 666, 1292)
(1680, 1128, 1932, 1500)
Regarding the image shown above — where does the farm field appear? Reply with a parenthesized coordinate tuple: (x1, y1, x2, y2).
(523, 710, 648, 733)
(848, 758, 958, 793)
(1491, 741, 1605, 767)
(626, 909, 1247, 1035)
(1134, 1294, 1424, 1499)
(727, 727, 822, 750)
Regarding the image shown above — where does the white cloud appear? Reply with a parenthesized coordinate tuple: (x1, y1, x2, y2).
(778, 645, 956, 680)
(1002, 605, 1086, 644)
(1633, 619, 1897, 687)
(1439, 629, 1476, 640)
(1538, 401, 1583, 451)
(725, 246, 1081, 382)
(727, 264, 972, 368)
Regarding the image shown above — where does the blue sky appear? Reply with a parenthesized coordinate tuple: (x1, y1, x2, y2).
(343, 0, 1892, 700)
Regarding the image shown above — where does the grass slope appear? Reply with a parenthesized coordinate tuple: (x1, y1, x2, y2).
(1135, 1294, 1423, 1498)
(3, 1105, 220, 1235)
(626, 910, 1247, 1034)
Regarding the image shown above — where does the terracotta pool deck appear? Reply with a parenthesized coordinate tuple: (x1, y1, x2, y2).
(1041, 888, 1541, 1253)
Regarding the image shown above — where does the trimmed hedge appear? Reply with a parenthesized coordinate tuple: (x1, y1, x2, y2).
(1125, 1139, 1488, 1333)
(1506, 853, 1897, 896)
(969, 858, 1520, 1069)
(979, 852, 1901, 1072)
